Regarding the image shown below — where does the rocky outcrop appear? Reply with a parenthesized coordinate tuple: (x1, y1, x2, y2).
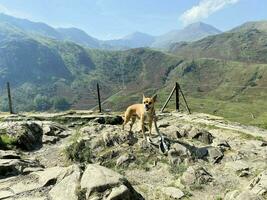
(80, 164, 143, 200)
(0, 150, 43, 178)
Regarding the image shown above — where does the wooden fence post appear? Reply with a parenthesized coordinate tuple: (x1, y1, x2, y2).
(96, 83, 102, 113)
(175, 82, 179, 111)
(178, 84, 191, 114)
(6, 82, 14, 114)
(161, 84, 177, 113)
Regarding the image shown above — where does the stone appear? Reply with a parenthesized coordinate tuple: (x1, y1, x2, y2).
(224, 190, 240, 200)
(34, 166, 72, 187)
(42, 135, 59, 144)
(176, 124, 192, 138)
(168, 149, 182, 165)
(5, 122, 43, 151)
(213, 139, 231, 151)
(236, 190, 262, 200)
(188, 128, 214, 144)
(225, 160, 250, 173)
(49, 165, 81, 200)
(160, 187, 185, 199)
(80, 164, 143, 199)
(207, 147, 224, 164)
(0, 190, 14, 199)
(248, 170, 267, 196)
(168, 143, 191, 165)
(116, 154, 135, 166)
(181, 166, 213, 186)
(0, 150, 21, 159)
(193, 147, 208, 159)
(0, 158, 42, 178)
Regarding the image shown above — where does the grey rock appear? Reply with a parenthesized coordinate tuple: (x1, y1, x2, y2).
(49, 165, 81, 200)
(116, 154, 135, 166)
(80, 164, 143, 199)
(188, 128, 214, 144)
(236, 191, 262, 200)
(181, 166, 213, 186)
(42, 135, 59, 144)
(0, 150, 21, 159)
(160, 187, 185, 199)
(0, 158, 42, 178)
(207, 147, 224, 164)
(248, 170, 267, 196)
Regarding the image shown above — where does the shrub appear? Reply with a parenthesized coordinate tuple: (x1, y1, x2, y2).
(65, 140, 92, 163)
(34, 94, 52, 111)
(53, 97, 71, 111)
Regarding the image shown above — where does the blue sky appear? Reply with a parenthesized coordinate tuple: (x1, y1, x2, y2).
(0, 0, 266, 40)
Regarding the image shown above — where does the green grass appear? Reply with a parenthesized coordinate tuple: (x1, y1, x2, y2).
(0, 134, 17, 149)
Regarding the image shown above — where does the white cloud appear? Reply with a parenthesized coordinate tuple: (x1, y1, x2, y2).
(179, 0, 240, 25)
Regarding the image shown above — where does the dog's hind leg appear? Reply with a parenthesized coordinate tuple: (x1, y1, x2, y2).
(122, 113, 131, 130)
(129, 116, 136, 131)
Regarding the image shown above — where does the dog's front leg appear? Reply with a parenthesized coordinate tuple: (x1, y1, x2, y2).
(148, 119, 153, 137)
(140, 116, 146, 140)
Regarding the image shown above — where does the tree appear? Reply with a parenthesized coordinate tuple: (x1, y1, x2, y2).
(53, 97, 70, 111)
(34, 94, 52, 111)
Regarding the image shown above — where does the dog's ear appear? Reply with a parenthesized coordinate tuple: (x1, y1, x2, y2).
(142, 94, 146, 100)
(152, 94, 157, 102)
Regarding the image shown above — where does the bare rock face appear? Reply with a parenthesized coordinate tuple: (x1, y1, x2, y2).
(80, 164, 144, 200)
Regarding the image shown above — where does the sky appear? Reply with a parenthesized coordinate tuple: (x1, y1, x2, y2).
(0, 0, 266, 40)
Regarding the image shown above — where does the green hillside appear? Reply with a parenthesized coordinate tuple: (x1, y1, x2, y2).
(0, 19, 267, 129)
(170, 21, 267, 63)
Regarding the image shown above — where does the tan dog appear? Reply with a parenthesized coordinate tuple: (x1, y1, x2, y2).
(122, 94, 157, 141)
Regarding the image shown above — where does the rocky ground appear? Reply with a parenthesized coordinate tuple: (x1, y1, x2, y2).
(0, 111, 266, 200)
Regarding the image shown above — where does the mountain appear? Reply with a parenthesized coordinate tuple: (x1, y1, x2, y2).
(104, 32, 155, 48)
(57, 27, 100, 48)
(230, 21, 267, 33)
(0, 13, 62, 39)
(0, 14, 222, 50)
(151, 22, 222, 48)
(169, 21, 267, 63)
(0, 16, 266, 128)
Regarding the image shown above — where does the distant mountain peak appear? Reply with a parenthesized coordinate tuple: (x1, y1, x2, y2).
(183, 22, 222, 33)
(230, 20, 267, 33)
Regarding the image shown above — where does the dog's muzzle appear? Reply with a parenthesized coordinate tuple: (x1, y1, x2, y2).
(145, 104, 150, 111)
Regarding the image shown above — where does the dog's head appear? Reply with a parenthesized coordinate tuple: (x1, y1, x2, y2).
(143, 94, 157, 111)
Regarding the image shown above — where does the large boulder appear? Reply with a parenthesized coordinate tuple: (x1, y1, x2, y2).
(80, 164, 143, 200)
(0, 122, 43, 151)
(49, 165, 81, 200)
